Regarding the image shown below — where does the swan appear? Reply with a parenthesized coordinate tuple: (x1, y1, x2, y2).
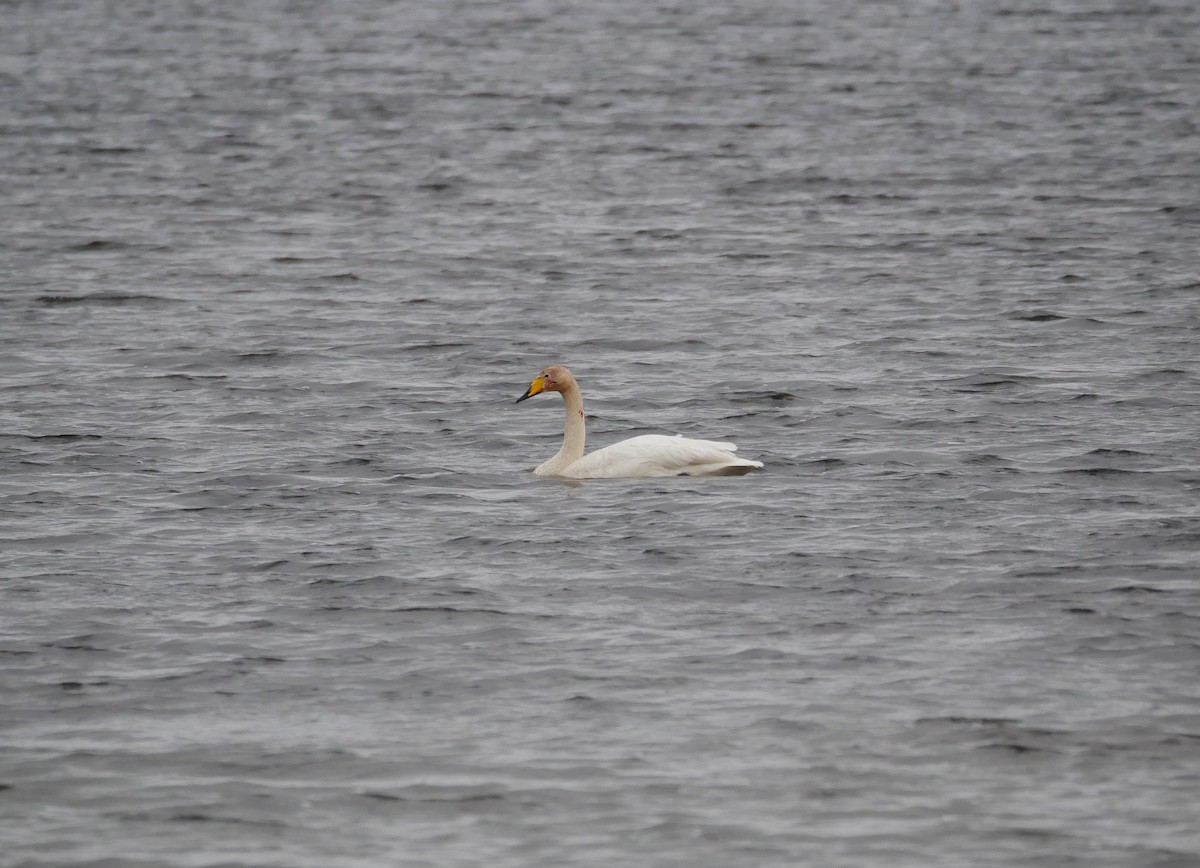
(515, 365, 763, 478)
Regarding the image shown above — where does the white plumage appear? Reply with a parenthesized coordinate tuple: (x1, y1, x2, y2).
(515, 365, 763, 479)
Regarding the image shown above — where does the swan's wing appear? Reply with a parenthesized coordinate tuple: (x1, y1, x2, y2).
(562, 434, 763, 479)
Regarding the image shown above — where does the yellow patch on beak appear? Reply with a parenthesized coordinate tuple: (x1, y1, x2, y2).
(516, 375, 545, 403)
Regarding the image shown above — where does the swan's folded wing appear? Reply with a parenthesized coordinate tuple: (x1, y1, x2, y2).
(561, 434, 762, 478)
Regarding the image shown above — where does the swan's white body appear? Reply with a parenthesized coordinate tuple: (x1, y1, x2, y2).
(517, 365, 763, 479)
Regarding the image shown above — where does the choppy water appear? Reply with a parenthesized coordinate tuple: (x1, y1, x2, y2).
(3, 1, 1199, 866)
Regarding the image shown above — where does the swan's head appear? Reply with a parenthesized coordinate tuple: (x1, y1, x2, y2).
(516, 364, 575, 403)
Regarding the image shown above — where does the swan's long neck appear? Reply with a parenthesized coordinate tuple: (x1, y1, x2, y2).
(560, 385, 586, 461)
(536, 384, 586, 476)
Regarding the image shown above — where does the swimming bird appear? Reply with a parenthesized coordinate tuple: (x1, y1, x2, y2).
(515, 365, 763, 478)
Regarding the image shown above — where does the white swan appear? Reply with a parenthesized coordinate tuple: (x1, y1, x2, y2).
(515, 365, 763, 478)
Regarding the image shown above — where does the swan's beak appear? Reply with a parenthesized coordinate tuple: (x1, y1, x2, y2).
(516, 375, 545, 403)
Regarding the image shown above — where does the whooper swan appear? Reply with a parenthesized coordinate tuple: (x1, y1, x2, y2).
(515, 365, 763, 478)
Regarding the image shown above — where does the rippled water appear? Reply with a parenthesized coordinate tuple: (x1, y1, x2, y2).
(3, 1, 1199, 866)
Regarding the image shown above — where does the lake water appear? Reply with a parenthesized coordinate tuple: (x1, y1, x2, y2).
(2, 1, 1199, 866)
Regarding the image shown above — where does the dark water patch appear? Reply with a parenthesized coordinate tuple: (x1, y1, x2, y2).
(232, 656, 286, 666)
(403, 341, 471, 351)
(634, 228, 684, 240)
(1055, 466, 1147, 477)
(416, 175, 466, 192)
(938, 373, 1044, 392)
(63, 240, 130, 253)
(2, 433, 103, 442)
(800, 457, 847, 470)
(1160, 732, 1200, 745)
(362, 790, 505, 804)
(1086, 448, 1148, 458)
(143, 373, 229, 385)
(113, 810, 290, 829)
(250, 559, 290, 573)
(35, 293, 172, 306)
(962, 453, 1012, 465)
(59, 680, 111, 690)
(978, 742, 1054, 755)
(385, 606, 515, 617)
(727, 390, 800, 404)
(1160, 205, 1200, 224)
(915, 718, 1068, 753)
(234, 350, 289, 362)
(1007, 563, 1088, 578)
(40, 635, 109, 652)
(338, 457, 374, 466)
(642, 547, 684, 560)
(84, 145, 143, 155)
(1103, 396, 1179, 409)
(1133, 367, 1192, 383)
(1013, 311, 1067, 321)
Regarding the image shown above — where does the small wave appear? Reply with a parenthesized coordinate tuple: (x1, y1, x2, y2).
(384, 605, 514, 616)
(1056, 466, 1143, 476)
(144, 373, 228, 383)
(3, 432, 102, 442)
(63, 239, 130, 253)
(726, 390, 799, 404)
(1133, 368, 1191, 383)
(938, 371, 1043, 391)
(801, 457, 847, 470)
(576, 337, 709, 352)
(921, 716, 1019, 726)
(1013, 311, 1067, 321)
(977, 742, 1053, 755)
(36, 292, 172, 306)
(361, 789, 505, 804)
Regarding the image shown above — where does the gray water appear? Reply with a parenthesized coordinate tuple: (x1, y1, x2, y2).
(3, 1, 1199, 866)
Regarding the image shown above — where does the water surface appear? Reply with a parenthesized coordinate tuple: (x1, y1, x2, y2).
(2, 1, 1199, 866)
